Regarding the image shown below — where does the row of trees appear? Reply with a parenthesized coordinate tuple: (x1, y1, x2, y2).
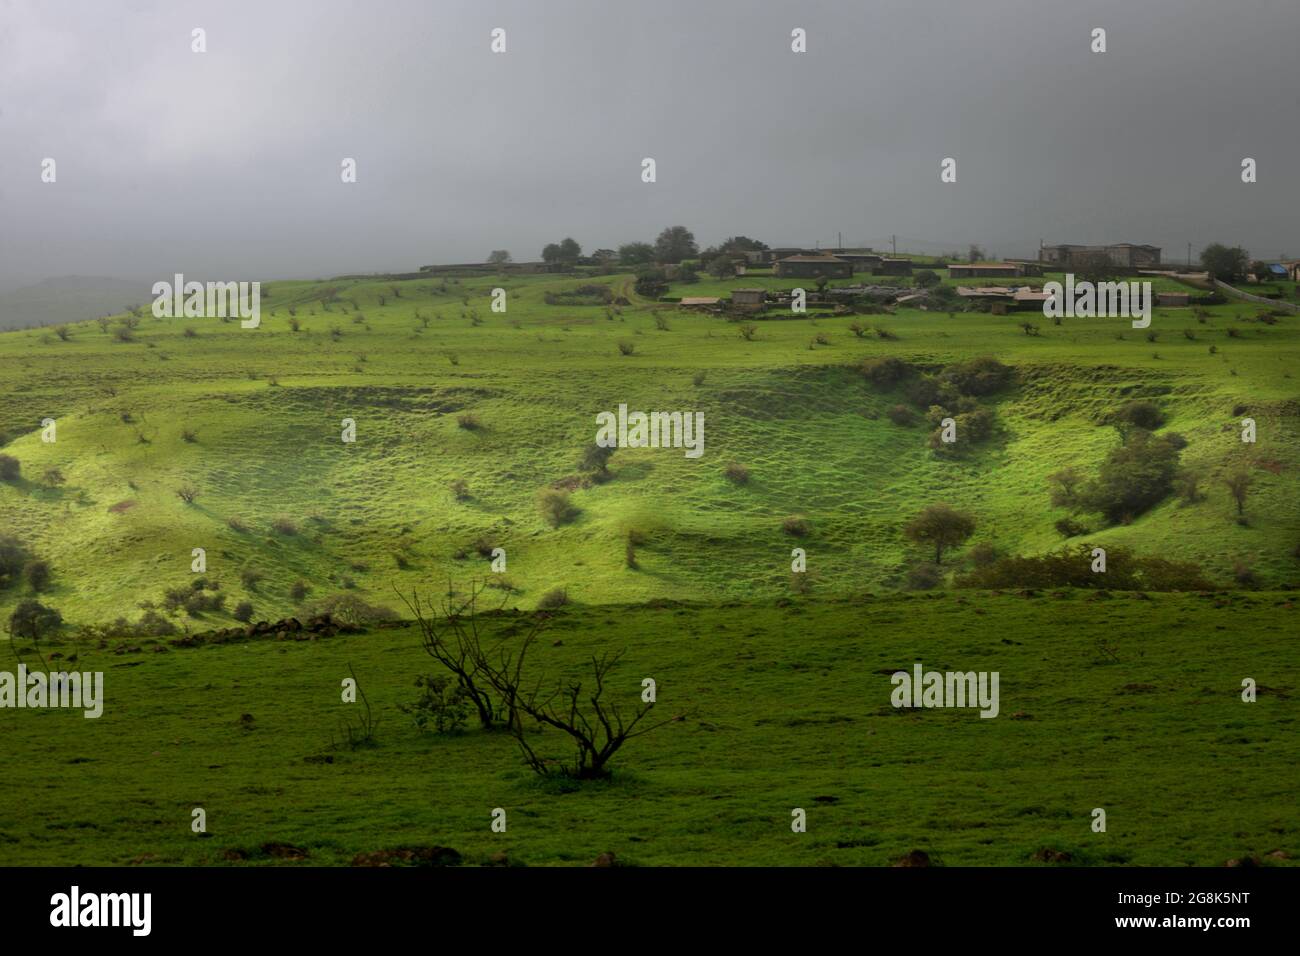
(523, 227, 766, 269)
(1198, 243, 1292, 284)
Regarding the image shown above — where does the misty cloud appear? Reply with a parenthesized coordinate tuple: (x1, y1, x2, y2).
(1, 0, 1297, 292)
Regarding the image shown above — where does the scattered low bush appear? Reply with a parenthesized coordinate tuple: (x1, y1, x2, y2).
(1111, 399, 1165, 432)
(271, 516, 299, 536)
(0, 534, 31, 588)
(723, 461, 750, 484)
(967, 542, 999, 568)
(307, 593, 398, 627)
(905, 562, 942, 590)
(886, 404, 915, 426)
(1053, 517, 1089, 538)
(859, 356, 913, 388)
(782, 516, 811, 537)
(537, 587, 569, 609)
(538, 488, 579, 528)
(23, 559, 52, 592)
(939, 356, 1013, 396)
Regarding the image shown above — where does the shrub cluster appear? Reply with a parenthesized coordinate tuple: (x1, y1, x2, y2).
(956, 544, 1215, 591)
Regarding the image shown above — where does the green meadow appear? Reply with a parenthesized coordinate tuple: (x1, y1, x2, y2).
(0, 267, 1297, 865)
(1, 595, 1295, 867)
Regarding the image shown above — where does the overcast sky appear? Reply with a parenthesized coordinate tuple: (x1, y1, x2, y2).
(1, 0, 1297, 289)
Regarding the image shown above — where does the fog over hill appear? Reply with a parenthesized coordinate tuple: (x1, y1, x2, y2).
(0, 275, 158, 331)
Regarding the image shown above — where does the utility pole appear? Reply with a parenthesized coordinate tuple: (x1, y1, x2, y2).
(838, 231, 842, 251)
(891, 234, 896, 256)
(1187, 243, 1191, 268)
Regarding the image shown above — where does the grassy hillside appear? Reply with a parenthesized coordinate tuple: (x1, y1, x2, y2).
(2, 594, 1295, 867)
(1, 269, 1296, 628)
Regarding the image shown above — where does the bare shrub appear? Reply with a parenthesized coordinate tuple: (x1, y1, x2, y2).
(782, 515, 811, 537)
(723, 461, 750, 484)
(537, 489, 579, 528)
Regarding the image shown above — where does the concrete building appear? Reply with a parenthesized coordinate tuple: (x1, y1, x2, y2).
(773, 256, 853, 279)
(730, 289, 767, 309)
(875, 258, 913, 276)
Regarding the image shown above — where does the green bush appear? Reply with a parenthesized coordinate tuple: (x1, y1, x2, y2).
(538, 489, 579, 528)
(859, 357, 913, 388)
(8, 599, 62, 641)
(400, 675, 470, 734)
(956, 544, 1214, 591)
(1111, 399, 1165, 432)
(0, 534, 30, 588)
(537, 587, 569, 609)
(1080, 430, 1183, 524)
(939, 356, 1013, 396)
(23, 559, 52, 592)
(782, 516, 812, 537)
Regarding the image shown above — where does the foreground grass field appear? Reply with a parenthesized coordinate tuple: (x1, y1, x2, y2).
(2, 594, 1295, 867)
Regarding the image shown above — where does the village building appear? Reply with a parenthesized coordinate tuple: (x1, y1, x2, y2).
(679, 296, 721, 308)
(830, 252, 883, 272)
(956, 286, 1016, 300)
(773, 255, 853, 279)
(758, 247, 818, 265)
(1039, 243, 1162, 268)
(730, 289, 767, 310)
(947, 262, 1025, 278)
(1006, 259, 1045, 277)
(874, 258, 913, 276)
(1012, 289, 1053, 308)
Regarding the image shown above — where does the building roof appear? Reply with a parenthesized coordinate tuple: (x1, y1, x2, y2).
(1267, 263, 1288, 275)
(950, 262, 1020, 269)
(776, 255, 848, 263)
(957, 286, 1016, 298)
(678, 297, 721, 306)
